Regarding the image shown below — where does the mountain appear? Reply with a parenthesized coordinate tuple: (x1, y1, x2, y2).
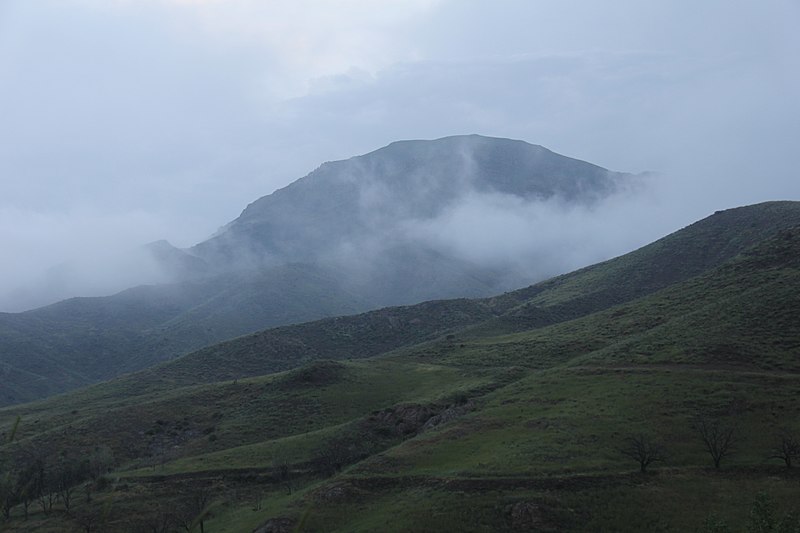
(193, 134, 631, 267)
(1, 201, 799, 531)
(0, 135, 639, 406)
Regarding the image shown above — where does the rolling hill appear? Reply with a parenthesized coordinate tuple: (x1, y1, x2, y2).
(0, 200, 798, 531)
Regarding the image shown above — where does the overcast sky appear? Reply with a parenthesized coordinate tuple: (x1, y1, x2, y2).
(1, 0, 799, 310)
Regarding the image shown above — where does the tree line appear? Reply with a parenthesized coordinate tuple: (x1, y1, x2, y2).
(620, 414, 799, 473)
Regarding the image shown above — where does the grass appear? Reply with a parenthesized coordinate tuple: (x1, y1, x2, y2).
(2, 204, 800, 531)
(392, 229, 800, 373)
(1, 360, 494, 471)
(250, 362, 800, 532)
(279, 475, 800, 532)
(371, 367, 800, 477)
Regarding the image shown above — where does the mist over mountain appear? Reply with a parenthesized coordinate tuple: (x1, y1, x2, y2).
(2, 135, 646, 313)
(0, 135, 650, 404)
(195, 135, 632, 262)
(188, 134, 642, 304)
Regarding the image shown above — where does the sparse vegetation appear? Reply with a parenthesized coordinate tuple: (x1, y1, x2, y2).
(619, 434, 665, 473)
(769, 433, 799, 469)
(695, 415, 738, 470)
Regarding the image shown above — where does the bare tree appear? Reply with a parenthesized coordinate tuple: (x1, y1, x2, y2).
(71, 502, 107, 533)
(172, 486, 213, 533)
(0, 464, 35, 520)
(0, 470, 16, 520)
(0, 416, 20, 520)
(272, 456, 293, 494)
(34, 460, 57, 515)
(696, 416, 737, 469)
(619, 434, 665, 473)
(13, 459, 40, 520)
(10, 456, 39, 520)
(769, 433, 799, 469)
(55, 458, 89, 512)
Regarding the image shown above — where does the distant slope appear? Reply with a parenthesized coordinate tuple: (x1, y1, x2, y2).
(481, 200, 800, 332)
(397, 222, 800, 371)
(0, 135, 637, 406)
(0, 263, 371, 405)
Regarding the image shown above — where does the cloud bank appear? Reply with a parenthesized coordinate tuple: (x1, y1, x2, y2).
(1, 0, 798, 310)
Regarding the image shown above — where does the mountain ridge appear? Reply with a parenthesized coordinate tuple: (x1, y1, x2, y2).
(193, 134, 633, 266)
(0, 135, 639, 406)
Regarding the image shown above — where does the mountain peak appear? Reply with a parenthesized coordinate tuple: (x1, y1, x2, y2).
(193, 135, 632, 268)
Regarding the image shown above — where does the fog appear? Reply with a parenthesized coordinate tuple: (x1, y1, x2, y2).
(403, 182, 663, 282)
(1, 0, 798, 311)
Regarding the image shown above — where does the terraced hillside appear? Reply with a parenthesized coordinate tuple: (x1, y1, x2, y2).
(0, 201, 799, 532)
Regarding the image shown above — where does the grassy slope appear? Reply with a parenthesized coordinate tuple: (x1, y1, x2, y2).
(280, 228, 800, 532)
(4, 360, 493, 467)
(0, 298, 496, 425)
(394, 225, 800, 372)
(479, 200, 800, 333)
(1, 202, 799, 531)
(244, 222, 800, 532)
(0, 360, 504, 532)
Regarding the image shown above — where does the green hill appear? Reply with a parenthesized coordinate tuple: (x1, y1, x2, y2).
(0, 201, 799, 532)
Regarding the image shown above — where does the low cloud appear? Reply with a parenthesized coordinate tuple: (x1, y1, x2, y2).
(402, 185, 665, 282)
(0, 207, 173, 311)
(1, 1, 798, 310)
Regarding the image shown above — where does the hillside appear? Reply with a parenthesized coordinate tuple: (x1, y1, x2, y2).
(481, 200, 800, 331)
(70, 201, 800, 392)
(0, 201, 799, 531)
(0, 135, 636, 407)
(7, 201, 794, 409)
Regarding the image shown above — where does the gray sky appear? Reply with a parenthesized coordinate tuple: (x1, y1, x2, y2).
(1, 0, 799, 310)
